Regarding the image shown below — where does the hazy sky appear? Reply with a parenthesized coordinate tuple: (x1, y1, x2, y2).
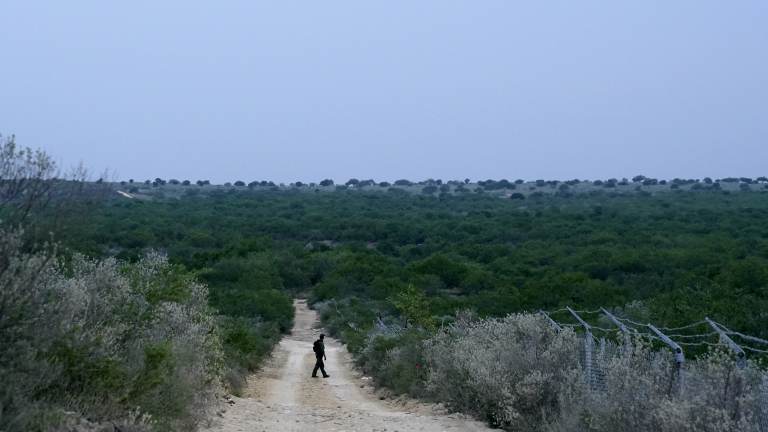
(2, 1, 766, 184)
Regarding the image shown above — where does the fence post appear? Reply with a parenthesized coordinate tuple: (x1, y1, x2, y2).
(648, 324, 685, 395)
(539, 310, 562, 331)
(567, 307, 595, 388)
(601, 307, 633, 354)
(705, 317, 746, 368)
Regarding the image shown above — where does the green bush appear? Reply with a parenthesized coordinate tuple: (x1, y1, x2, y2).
(0, 231, 224, 431)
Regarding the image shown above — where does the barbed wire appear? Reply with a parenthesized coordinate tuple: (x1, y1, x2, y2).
(726, 332, 768, 346)
(742, 346, 768, 354)
(676, 340, 723, 347)
(657, 321, 709, 332)
(664, 332, 719, 339)
(543, 308, 768, 358)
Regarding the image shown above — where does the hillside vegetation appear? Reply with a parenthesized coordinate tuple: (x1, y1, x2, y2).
(4, 136, 768, 430)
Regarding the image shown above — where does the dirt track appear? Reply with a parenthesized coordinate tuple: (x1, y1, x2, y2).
(204, 299, 492, 432)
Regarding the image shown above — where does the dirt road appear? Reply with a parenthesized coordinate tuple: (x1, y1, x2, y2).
(204, 299, 492, 432)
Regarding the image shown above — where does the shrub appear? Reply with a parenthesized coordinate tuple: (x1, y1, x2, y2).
(424, 314, 580, 429)
(422, 315, 768, 432)
(0, 231, 224, 431)
(357, 330, 429, 396)
(552, 348, 766, 432)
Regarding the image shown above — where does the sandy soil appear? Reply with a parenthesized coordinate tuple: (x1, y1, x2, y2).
(203, 299, 493, 432)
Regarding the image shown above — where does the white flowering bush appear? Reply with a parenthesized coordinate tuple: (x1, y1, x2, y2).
(424, 314, 581, 429)
(0, 229, 224, 431)
(552, 345, 766, 432)
(418, 313, 768, 432)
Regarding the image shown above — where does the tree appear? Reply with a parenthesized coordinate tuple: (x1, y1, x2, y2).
(394, 179, 413, 186)
(0, 135, 56, 225)
(345, 178, 360, 187)
(234, 181, 245, 187)
(182, 180, 191, 186)
(388, 284, 433, 329)
(319, 179, 334, 187)
(421, 185, 438, 195)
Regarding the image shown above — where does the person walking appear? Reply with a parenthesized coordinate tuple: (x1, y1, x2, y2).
(312, 334, 330, 378)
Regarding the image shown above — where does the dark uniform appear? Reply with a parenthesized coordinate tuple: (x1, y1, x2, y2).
(312, 335, 330, 378)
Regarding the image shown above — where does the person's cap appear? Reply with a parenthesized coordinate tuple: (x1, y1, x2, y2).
(320, 333, 325, 338)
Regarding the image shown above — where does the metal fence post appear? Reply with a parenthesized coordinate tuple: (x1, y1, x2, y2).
(705, 317, 746, 368)
(648, 324, 685, 395)
(567, 307, 595, 388)
(539, 310, 562, 332)
(601, 307, 633, 354)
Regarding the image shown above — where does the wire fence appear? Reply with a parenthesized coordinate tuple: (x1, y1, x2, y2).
(354, 301, 768, 428)
(540, 307, 768, 430)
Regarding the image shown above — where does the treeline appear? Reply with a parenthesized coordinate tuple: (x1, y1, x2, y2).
(118, 175, 768, 190)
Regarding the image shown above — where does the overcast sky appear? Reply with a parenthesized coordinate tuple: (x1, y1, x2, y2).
(2, 1, 766, 184)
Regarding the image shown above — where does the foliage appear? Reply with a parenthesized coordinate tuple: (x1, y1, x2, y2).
(0, 230, 223, 431)
(425, 314, 581, 429)
(425, 314, 766, 431)
(388, 284, 434, 330)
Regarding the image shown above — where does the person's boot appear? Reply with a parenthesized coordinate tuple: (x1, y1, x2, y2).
(323, 374, 330, 378)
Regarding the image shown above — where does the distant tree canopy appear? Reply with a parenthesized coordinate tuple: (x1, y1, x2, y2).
(421, 185, 438, 195)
